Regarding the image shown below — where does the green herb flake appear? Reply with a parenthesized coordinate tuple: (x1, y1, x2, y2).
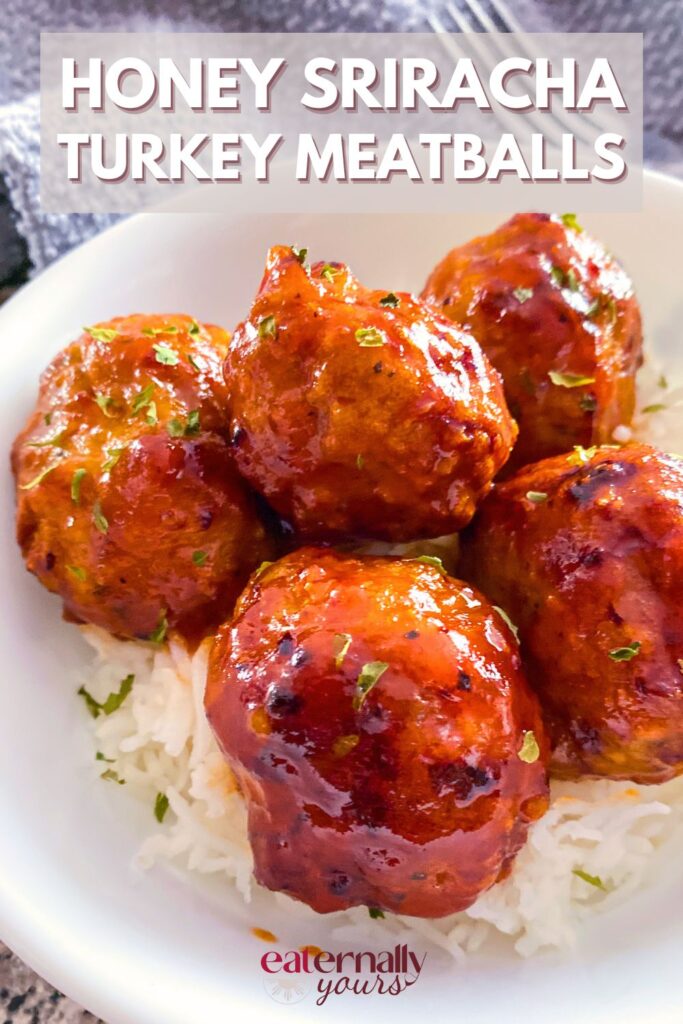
(332, 734, 359, 758)
(548, 370, 596, 388)
(609, 641, 641, 662)
(84, 326, 118, 343)
(368, 907, 385, 920)
(67, 565, 87, 582)
(493, 605, 519, 641)
(353, 661, 389, 710)
(185, 409, 200, 435)
(291, 245, 308, 265)
(333, 632, 352, 668)
(550, 266, 579, 291)
(102, 448, 124, 472)
(606, 297, 618, 324)
(143, 325, 179, 337)
(187, 353, 201, 372)
(255, 560, 274, 578)
(167, 411, 200, 438)
(572, 868, 607, 892)
(100, 768, 125, 785)
(379, 292, 400, 308)
(320, 263, 337, 281)
(95, 751, 115, 763)
(192, 550, 208, 567)
(642, 403, 666, 414)
(356, 327, 385, 348)
(131, 383, 155, 413)
(585, 298, 600, 319)
(412, 554, 447, 575)
(20, 464, 57, 491)
(513, 287, 534, 305)
(148, 610, 168, 645)
(71, 468, 86, 504)
(567, 445, 599, 466)
(44, 412, 52, 426)
(658, 374, 669, 390)
(92, 501, 109, 534)
(77, 685, 102, 718)
(518, 730, 540, 764)
(188, 320, 201, 338)
(28, 428, 67, 449)
(167, 418, 184, 438)
(144, 401, 157, 426)
(95, 394, 117, 417)
(258, 315, 277, 339)
(154, 792, 170, 823)
(560, 213, 583, 232)
(153, 343, 179, 366)
(526, 491, 548, 504)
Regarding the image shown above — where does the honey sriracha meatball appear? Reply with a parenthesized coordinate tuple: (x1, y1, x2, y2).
(12, 314, 273, 642)
(223, 246, 517, 542)
(205, 548, 548, 917)
(422, 213, 642, 473)
(460, 444, 683, 783)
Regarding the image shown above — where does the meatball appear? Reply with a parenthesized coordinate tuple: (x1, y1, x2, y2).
(460, 443, 683, 783)
(422, 212, 643, 473)
(223, 246, 517, 542)
(205, 548, 548, 917)
(12, 313, 273, 642)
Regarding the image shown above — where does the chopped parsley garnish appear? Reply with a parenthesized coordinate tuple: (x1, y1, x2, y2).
(148, 610, 168, 644)
(95, 751, 115, 763)
(71, 468, 86, 504)
(67, 565, 87, 582)
(548, 370, 596, 388)
(658, 374, 668, 390)
(188, 320, 201, 337)
(642, 403, 666, 414)
(28, 428, 67, 449)
(368, 908, 385, 919)
(92, 501, 109, 534)
(526, 491, 548, 504)
(100, 768, 125, 785)
(333, 632, 352, 668)
(585, 298, 600, 319)
(154, 792, 170, 823)
(44, 412, 52, 426)
(355, 327, 385, 347)
(167, 411, 200, 437)
(493, 605, 519, 641)
(550, 266, 579, 291)
(143, 324, 179, 337)
(102, 448, 123, 472)
(145, 401, 158, 426)
(20, 464, 57, 491)
(192, 550, 208, 566)
(84, 325, 118, 343)
(567, 445, 599, 465)
(606, 297, 617, 324)
(513, 287, 533, 304)
(332, 734, 359, 758)
(187, 354, 201, 373)
(153, 343, 179, 366)
(320, 264, 337, 281)
(258, 315, 277, 339)
(353, 661, 389, 710)
(291, 245, 308, 264)
(412, 554, 447, 575)
(560, 213, 583, 232)
(572, 868, 607, 891)
(379, 292, 399, 308)
(95, 394, 116, 417)
(78, 674, 134, 719)
(517, 730, 540, 764)
(255, 560, 274, 577)
(609, 641, 641, 662)
(131, 383, 155, 413)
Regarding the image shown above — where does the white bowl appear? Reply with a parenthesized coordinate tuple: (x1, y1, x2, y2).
(2, 173, 683, 1024)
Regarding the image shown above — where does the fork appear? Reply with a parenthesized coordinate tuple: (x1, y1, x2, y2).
(428, 0, 614, 151)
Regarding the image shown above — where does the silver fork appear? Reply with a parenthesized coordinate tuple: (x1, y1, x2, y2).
(428, 0, 614, 150)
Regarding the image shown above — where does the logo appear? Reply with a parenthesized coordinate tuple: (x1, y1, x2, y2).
(261, 943, 427, 1006)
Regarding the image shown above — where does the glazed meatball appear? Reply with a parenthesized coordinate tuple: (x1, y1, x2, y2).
(422, 213, 642, 473)
(223, 246, 517, 542)
(460, 443, 683, 784)
(205, 548, 548, 918)
(12, 314, 273, 642)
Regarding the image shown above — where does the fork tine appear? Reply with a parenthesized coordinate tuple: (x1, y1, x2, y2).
(488, 0, 616, 138)
(443, 1, 477, 34)
(462, 0, 498, 33)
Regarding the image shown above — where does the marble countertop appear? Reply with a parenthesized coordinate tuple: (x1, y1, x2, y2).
(0, 942, 103, 1023)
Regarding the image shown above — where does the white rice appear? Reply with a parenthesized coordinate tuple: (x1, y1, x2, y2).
(77, 356, 683, 961)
